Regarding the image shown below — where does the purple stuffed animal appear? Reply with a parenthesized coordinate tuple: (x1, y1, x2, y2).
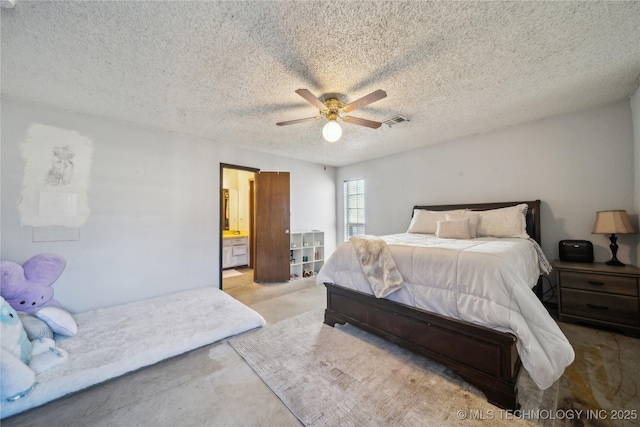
(0, 254, 65, 314)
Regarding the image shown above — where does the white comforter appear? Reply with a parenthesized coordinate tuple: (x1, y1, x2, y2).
(316, 233, 574, 390)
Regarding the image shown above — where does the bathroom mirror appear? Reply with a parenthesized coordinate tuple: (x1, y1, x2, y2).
(222, 188, 230, 230)
(222, 188, 239, 232)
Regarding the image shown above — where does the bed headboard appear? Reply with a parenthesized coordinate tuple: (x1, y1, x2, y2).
(412, 200, 542, 244)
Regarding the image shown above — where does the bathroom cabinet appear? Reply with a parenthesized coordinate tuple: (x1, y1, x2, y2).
(223, 236, 249, 269)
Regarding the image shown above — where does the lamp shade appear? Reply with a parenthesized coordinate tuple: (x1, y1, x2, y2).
(591, 210, 636, 234)
(322, 120, 342, 143)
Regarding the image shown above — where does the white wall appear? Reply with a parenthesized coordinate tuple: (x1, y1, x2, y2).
(1, 99, 337, 312)
(631, 85, 640, 266)
(336, 100, 638, 268)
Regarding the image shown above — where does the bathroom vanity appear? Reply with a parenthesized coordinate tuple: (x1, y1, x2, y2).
(223, 232, 249, 269)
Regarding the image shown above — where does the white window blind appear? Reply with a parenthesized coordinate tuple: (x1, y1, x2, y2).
(344, 178, 365, 241)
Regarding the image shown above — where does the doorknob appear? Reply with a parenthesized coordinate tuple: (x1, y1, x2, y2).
(285, 230, 289, 234)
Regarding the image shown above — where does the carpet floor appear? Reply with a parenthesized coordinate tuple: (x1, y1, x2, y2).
(230, 309, 558, 427)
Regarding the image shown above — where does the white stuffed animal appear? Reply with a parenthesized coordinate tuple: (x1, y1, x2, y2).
(1, 297, 68, 402)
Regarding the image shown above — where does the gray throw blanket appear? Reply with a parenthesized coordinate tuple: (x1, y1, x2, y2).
(349, 235, 404, 298)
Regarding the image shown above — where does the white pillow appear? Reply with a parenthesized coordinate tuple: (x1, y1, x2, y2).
(446, 213, 479, 238)
(473, 204, 529, 238)
(407, 209, 465, 234)
(436, 218, 471, 239)
(35, 307, 78, 336)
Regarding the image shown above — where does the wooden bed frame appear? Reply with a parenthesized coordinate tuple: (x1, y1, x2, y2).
(323, 200, 542, 410)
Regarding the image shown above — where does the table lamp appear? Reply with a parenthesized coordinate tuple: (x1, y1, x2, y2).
(591, 210, 636, 266)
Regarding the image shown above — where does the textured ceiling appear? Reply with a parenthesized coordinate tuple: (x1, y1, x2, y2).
(2, 1, 640, 167)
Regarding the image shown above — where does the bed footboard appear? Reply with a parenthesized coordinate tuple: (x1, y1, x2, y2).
(324, 283, 521, 410)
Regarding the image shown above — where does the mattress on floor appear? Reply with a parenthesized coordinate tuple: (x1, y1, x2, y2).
(2, 287, 265, 419)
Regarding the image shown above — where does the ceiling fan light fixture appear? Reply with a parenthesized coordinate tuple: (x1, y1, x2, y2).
(278, 89, 387, 140)
(322, 120, 342, 143)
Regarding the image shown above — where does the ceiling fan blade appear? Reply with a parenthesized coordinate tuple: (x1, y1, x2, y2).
(276, 116, 322, 126)
(295, 89, 328, 111)
(342, 116, 383, 129)
(342, 89, 387, 113)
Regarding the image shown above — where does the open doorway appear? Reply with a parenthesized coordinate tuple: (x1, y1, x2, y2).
(220, 164, 292, 290)
(220, 164, 257, 291)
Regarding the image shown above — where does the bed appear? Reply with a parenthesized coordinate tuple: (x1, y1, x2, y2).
(317, 200, 574, 410)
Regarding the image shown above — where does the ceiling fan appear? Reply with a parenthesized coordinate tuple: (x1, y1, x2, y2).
(276, 89, 387, 142)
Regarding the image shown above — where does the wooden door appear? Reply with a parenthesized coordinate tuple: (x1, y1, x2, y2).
(253, 171, 290, 282)
(248, 179, 255, 268)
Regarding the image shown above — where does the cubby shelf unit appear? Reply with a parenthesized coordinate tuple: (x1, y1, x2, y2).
(290, 231, 324, 280)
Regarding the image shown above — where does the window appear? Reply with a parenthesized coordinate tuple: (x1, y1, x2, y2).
(344, 178, 365, 241)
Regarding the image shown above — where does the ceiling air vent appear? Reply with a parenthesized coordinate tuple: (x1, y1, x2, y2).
(382, 115, 409, 127)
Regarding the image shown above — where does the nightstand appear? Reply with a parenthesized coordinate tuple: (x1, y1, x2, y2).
(555, 260, 640, 337)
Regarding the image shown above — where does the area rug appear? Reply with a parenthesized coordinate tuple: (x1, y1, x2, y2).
(230, 309, 559, 427)
(222, 269, 243, 279)
(2, 287, 266, 419)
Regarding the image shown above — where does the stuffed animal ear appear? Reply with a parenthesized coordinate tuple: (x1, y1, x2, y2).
(22, 254, 66, 286)
(0, 261, 27, 299)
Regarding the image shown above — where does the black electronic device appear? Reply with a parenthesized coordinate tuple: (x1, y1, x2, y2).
(559, 240, 594, 263)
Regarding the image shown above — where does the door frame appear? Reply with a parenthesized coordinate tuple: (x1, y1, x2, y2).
(219, 163, 259, 289)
